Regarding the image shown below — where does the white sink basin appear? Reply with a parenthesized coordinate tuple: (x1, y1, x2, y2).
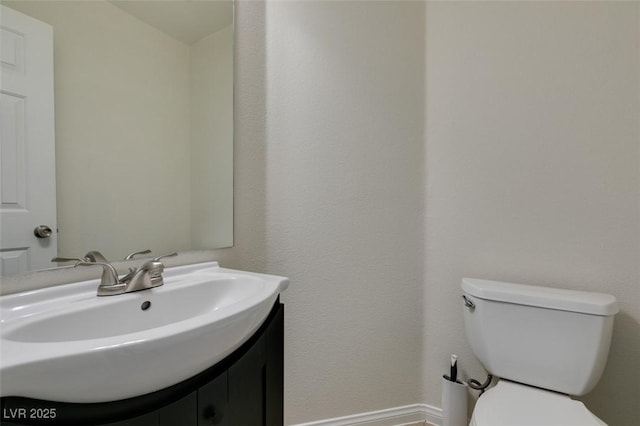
(0, 262, 288, 403)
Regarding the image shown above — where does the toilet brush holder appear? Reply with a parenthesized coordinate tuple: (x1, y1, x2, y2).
(442, 375, 468, 426)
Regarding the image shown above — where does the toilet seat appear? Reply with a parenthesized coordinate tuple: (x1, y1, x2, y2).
(470, 380, 607, 426)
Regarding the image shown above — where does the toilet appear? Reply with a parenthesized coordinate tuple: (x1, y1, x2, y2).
(461, 278, 618, 426)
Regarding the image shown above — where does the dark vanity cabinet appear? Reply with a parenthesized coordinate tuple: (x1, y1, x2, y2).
(1, 301, 284, 426)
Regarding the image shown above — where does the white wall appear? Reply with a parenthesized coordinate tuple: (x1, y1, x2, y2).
(190, 26, 234, 250)
(228, 1, 426, 423)
(424, 2, 640, 425)
(4, 1, 193, 260)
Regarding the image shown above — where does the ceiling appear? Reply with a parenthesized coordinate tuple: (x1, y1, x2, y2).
(109, 0, 233, 45)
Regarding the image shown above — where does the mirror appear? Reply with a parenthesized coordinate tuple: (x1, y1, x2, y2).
(0, 0, 234, 275)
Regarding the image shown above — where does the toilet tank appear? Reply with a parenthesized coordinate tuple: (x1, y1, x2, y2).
(461, 278, 618, 396)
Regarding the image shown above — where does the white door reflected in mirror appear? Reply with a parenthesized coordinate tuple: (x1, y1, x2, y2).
(0, 6, 57, 275)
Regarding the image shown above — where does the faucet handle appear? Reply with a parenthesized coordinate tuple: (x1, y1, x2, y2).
(147, 253, 177, 277)
(52, 252, 109, 263)
(52, 257, 84, 263)
(152, 252, 178, 262)
(138, 253, 177, 286)
(124, 249, 152, 260)
(74, 262, 123, 295)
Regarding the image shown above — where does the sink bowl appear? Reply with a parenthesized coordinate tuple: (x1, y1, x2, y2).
(0, 262, 288, 403)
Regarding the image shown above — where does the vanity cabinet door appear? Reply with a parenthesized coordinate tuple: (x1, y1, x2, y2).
(197, 372, 227, 426)
(265, 304, 284, 426)
(227, 333, 266, 425)
(160, 392, 197, 426)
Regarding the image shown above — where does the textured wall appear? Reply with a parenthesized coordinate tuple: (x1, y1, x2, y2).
(228, 1, 426, 423)
(424, 2, 640, 425)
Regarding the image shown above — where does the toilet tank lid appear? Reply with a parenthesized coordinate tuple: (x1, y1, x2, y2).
(461, 278, 618, 316)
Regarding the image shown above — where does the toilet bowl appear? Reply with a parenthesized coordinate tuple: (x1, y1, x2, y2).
(461, 278, 618, 426)
(470, 380, 606, 426)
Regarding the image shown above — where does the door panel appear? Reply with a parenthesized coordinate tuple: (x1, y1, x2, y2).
(0, 5, 57, 275)
(198, 373, 227, 426)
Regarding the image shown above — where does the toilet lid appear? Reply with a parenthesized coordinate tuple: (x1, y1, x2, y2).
(471, 381, 607, 426)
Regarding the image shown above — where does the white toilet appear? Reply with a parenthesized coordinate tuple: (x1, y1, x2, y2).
(461, 278, 618, 426)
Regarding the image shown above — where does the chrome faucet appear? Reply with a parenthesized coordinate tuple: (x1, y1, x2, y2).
(53, 250, 176, 296)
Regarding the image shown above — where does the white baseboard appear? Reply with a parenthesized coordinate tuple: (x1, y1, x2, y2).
(292, 404, 443, 426)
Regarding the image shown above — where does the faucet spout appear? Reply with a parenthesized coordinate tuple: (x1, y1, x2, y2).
(84, 250, 109, 263)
